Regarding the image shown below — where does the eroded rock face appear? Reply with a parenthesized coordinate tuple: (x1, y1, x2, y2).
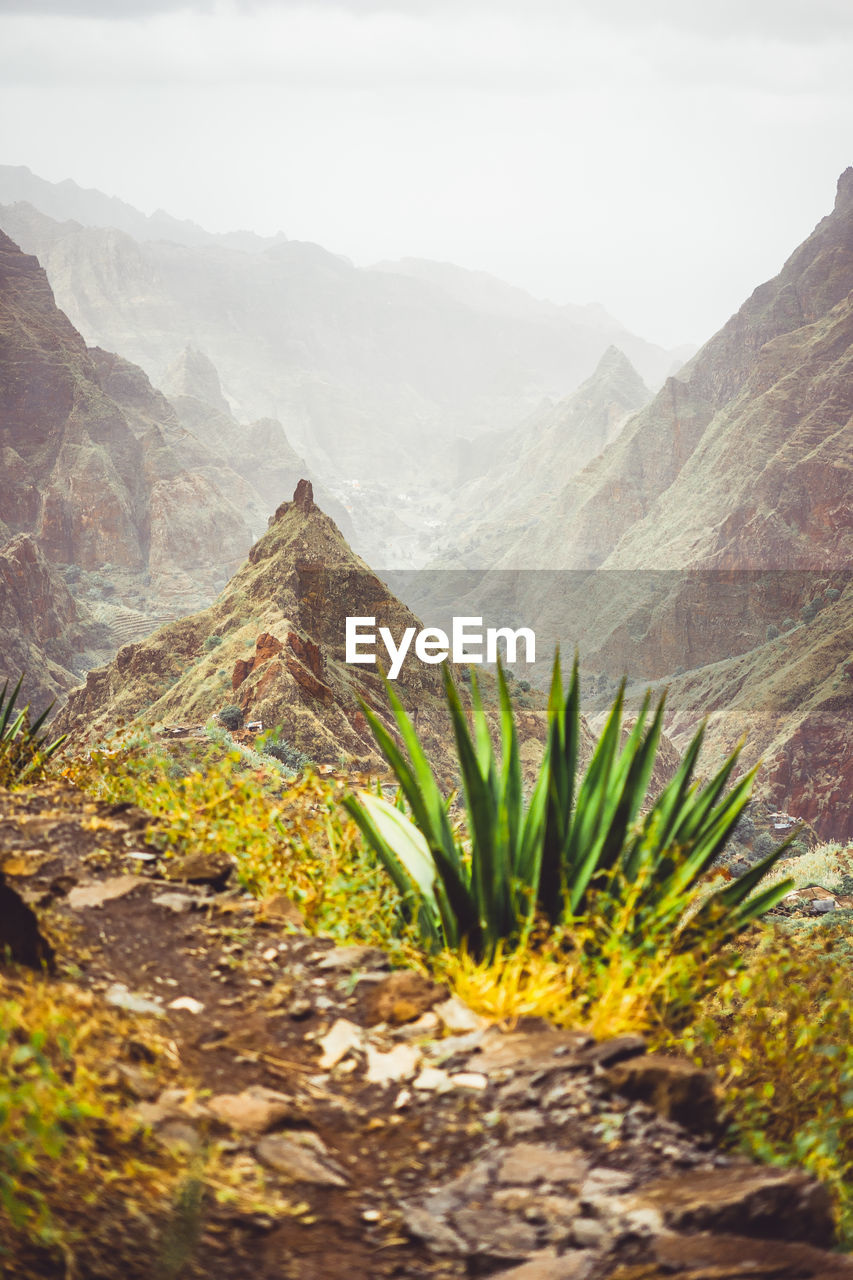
(54, 482, 557, 776)
(0, 230, 254, 630)
(0, 533, 108, 706)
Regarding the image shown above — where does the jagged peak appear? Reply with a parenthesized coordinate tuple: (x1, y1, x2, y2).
(835, 166, 853, 213)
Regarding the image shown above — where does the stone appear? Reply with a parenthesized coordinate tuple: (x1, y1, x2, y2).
(104, 983, 163, 1016)
(574, 1034, 647, 1069)
(364, 1042, 421, 1086)
(67, 874, 145, 909)
(433, 994, 488, 1034)
(402, 1205, 467, 1255)
(647, 1229, 853, 1277)
(360, 970, 447, 1025)
(317, 1018, 363, 1070)
(207, 1086, 291, 1134)
(316, 945, 390, 973)
(167, 996, 204, 1014)
(632, 1165, 835, 1246)
(255, 1133, 349, 1187)
(163, 850, 233, 889)
(448, 1071, 488, 1091)
(481, 1251, 596, 1279)
(413, 1066, 454, 1093)
(605, 1052, 718, 1133)
(570, 1217, 611, 1250)
(451, 1206, 538, 1259)
(151, 891, 208, 914)
(498, 1143, 589, 1187)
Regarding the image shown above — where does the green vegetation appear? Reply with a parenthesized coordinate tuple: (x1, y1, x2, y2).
(0, 676, 67, 786)
(4, 663, 852, 1251)
(675, 925, 853, 1245)
(217, 703, 243, 731)
(344, 657, 793, 963)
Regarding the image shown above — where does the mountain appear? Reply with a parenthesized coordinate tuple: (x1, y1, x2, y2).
(420, 170, 853, 839)
(435, 346, 653, 567)
(500, 167, 853, 577)
(160, 344, 354, 538)
(53, 481, 561, 778)
(0, 177, 686, 500)
(658, 587, 853, 840)
(0, 229, 270, 639)
(0, 534, 110, 709)
(0, 164, 288, 252)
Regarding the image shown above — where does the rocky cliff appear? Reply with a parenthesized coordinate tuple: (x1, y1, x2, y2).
(54, 482, 558, 776)
(0, 229, 266, 629)
(0, 534, 111, 708)
(499, 167, 853, 576)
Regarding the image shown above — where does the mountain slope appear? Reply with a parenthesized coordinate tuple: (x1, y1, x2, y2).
(0, 186, 684, 494)
(437, 346, 652, 567)
(0, 229, 259, 621)
(505, 167, 853, 575)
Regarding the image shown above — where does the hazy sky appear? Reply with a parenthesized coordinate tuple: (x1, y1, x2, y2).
(0, 0, 850, 347)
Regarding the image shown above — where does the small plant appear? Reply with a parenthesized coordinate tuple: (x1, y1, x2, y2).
(217, 704, 243, 732)
(204, 635, 223, 651)
(344, 656, 794, 962)
(261, 733, 312, 774)
(766, 624, 780, 641)
(0, 676, 67, 786)
(826, 587, 841, 602)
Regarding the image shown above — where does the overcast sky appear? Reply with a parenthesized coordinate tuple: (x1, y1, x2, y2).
(0, 0, 850, 347)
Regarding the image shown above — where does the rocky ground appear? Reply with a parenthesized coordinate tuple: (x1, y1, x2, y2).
(2, 780, 852, 1280)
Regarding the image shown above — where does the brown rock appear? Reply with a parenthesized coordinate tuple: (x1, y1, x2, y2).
(255, 1132, 349, 1186)
(498, 1143, 589, 1188)
(207, 1086, 291, 1134)
(611, 1230, 853, 1278)
(288, 630, 324, 679)
(164, 850, 233, 890)
(254, 631, 284, 665)
(284, 651, 334, 704)
(494, 1254, 596, 1280)
(232, 657, 251, 690)
(631, 1166, 835, 1247)
(605, 1053, 718, 1133)
(360, 970, 448, 1026)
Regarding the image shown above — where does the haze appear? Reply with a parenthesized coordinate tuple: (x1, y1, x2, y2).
(0, 0, 850, 346)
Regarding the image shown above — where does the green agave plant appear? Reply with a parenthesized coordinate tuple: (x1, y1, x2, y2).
(0, 675, 67, 785)
(343, 656, 795, 961)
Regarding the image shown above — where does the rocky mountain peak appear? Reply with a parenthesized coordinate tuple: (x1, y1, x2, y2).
(160, 344, 230, 416)
(835, 165, 853, 212)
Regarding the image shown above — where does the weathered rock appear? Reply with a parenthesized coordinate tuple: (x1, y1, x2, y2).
(631, 1165, 835, 1246)
(207, 1086, 292, 1134)
(493, 1254, 596, 1280)
(433, 994, 489, 1034)
(255, 1133, 349, 1187)
(104, 983, 163, 1016)
(163, 850, 233, 889)
(316, 944, 390, 973)
(360, 970, 448, 1026)
(67, 874, 145, 909)
(498, 1143, 589, 1188)
(605, 1053, 718, 1133)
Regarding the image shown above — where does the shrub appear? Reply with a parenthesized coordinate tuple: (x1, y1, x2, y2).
(217, 704, 243, 732)
(0, 677, 67, 786)
(753, 832, 776, 859)
(204, 635, 223, 651)
(261, 734, 312, 774)
(826, 587, 841, 602)
(676, 929, 853, 1244)
(766, 624, 780, 641)
(344, 656, 794, 962)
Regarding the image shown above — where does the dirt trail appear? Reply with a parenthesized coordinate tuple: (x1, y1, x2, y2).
(2, 782, 852, 1280)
